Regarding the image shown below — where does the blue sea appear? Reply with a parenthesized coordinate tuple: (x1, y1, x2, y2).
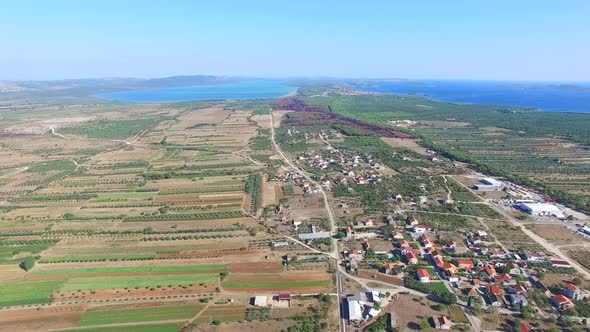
(354, 80, 590, 113)
(96, 80, 296, 103)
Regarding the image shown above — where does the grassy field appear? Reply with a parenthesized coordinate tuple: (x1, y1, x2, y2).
(0, 281, 62, 307)
(33, 265, 226, 275)
(79, 305, 203, 326)
(28, 160, 77, 173)
(62, 323, 181, 332)
(60, 118, 161, 140)
(93, 192, 156, 202)
(61, 273, 219, 291)
(0, 243, 56, 264)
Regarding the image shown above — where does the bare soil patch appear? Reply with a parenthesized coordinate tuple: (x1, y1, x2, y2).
(527, 224, 586, 246)
(228, 262, 283, 273)
(388, 294, 443, 331)
(0, 306, 84, 331)
(357, 270, 402, 286)
(381, 137, 427, 155)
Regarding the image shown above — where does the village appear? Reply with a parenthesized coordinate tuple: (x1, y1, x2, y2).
(268, 121, 590, 332)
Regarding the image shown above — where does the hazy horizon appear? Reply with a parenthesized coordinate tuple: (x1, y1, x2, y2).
(1, 1, 589, 81)
(3, 75, 590, 85)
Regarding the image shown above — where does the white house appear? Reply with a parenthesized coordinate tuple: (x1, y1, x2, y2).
(254, 295, 267, 307)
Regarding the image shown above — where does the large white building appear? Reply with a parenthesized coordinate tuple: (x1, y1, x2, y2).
(482, 178, 503, 187)
(475, 178, 504, 191)
(347, 299, 363, 320)
(516, 202, 563, 217)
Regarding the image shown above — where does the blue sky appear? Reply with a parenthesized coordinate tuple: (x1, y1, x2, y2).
(1, 1, 589, 81)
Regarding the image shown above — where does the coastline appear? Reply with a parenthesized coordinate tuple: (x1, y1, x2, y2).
(350, 82, 590, 114)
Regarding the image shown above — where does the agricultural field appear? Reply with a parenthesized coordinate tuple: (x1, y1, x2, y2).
(0, 100, 338, 331)
(3, 84, 589, 332)
(79, 305, 204, 326)
(0, 281, 62, 307)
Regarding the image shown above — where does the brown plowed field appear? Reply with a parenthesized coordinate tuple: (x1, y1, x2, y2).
(228, 261, 283, 273)
(0, 306, 84, 331)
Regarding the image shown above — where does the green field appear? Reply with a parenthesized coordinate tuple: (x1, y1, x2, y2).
(93, 192, 156, 202)
(33, 265, 226, 275)
(60, 118, 161, 140)
(61, 273, 219, 291)
(0, 243, 55, 264)
(0, 281, 62, 307)
(62, 323, 180, 332)
(28, 160, 76, 173)
(79, 305, 203, 326)
(223, 280, 329, 289)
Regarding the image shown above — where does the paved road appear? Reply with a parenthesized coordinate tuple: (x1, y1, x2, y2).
(269, 108, 344, 332)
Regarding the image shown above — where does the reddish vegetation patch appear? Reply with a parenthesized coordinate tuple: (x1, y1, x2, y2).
(228, 262, 283, 273)
(275, 98, 413, 139)
(275, 99, 325, 113)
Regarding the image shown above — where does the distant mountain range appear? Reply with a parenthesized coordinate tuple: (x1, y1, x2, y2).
(2, 75, 239, 92)
(0, 75, 241, 104)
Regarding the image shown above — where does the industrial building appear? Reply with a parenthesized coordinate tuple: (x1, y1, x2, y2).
(347, 299, 363, 320)
(298, 232, 331, 240)
(516, 202, 563, 217)
(475, 177, 504, 191)
(482, 178, 503, 187)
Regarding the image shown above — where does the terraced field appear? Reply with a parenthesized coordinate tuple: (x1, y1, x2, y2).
(0, 102, 333, 330)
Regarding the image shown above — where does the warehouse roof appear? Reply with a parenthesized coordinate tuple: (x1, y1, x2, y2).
(517, 202, 562, 213)
(482, 177, 503, 187)
(298, 232, 331, 240)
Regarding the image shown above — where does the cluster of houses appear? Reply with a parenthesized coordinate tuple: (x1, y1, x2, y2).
(340, 215, 587, 319)
(297, 153, 336, 170)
